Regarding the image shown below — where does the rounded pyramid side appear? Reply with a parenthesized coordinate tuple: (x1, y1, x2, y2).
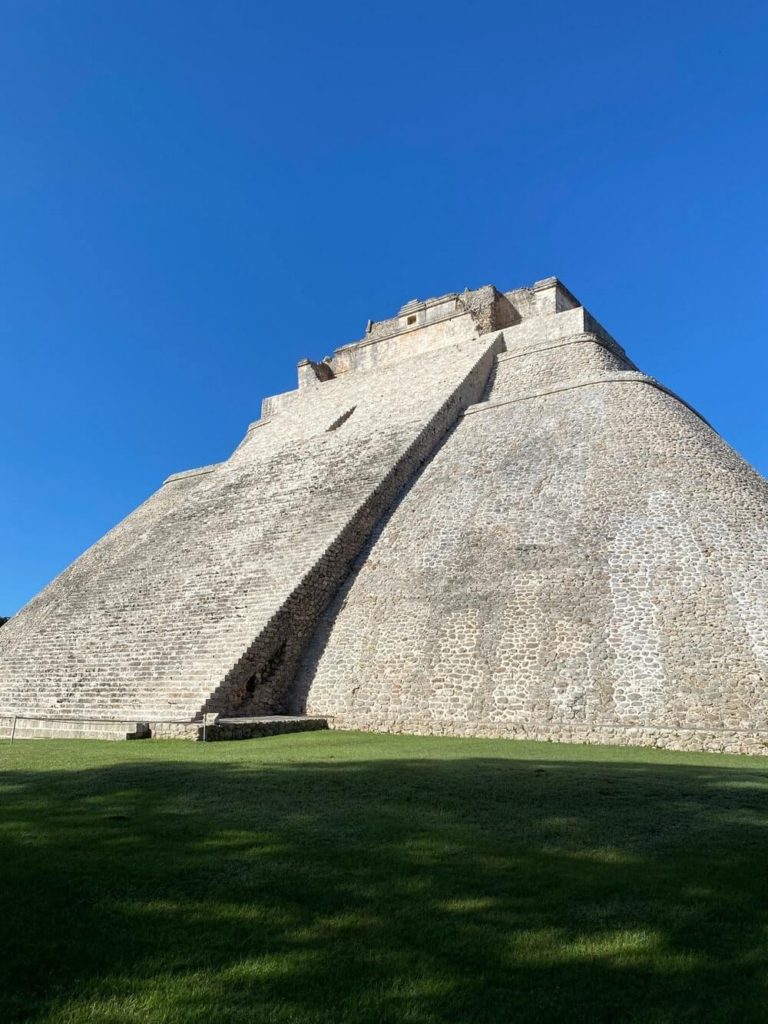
(296, 339, 768, 754)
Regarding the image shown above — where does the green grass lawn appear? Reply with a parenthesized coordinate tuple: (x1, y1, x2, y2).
(1, 731, 768, 1023)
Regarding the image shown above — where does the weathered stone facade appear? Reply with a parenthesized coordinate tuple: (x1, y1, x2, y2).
(2, 278, 767, 752)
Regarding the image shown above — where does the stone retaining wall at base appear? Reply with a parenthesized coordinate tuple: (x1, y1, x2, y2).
(148, 717, 329, 741)
(0, 716, 150, 740)
(325, 717, 768, 756)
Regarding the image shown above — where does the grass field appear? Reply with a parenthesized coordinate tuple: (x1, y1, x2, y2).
(1, 731, 768, 1023)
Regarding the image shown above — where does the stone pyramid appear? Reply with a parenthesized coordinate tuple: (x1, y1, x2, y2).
(2, 278, 767, 751)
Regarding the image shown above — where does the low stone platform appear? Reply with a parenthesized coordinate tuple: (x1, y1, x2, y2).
(1, 716, 150, 741)
(150, 715, 330, 741)
(1, 714, 330, 742)
(210, 715, 329, 741)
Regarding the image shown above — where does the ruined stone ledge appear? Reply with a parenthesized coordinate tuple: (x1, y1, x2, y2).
(244, 417, 273, 435)
(164, 463, 222, 485)
(149, 715, 329, 741)
(495, 331, 632, 366)
(0, 714, 329, 742)
(0, 715, 150, 740)
(463, 372, 712, 427)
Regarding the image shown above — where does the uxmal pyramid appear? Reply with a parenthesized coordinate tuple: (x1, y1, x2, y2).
(2, 278, 767, 751)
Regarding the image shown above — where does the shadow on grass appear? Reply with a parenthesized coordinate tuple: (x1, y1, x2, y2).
(1, 752, 768, 1023)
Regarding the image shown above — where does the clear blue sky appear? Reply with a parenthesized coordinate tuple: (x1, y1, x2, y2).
(2, 1, 767, 616)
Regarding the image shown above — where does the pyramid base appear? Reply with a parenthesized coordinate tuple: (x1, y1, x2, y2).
(325, 716, 768, 757)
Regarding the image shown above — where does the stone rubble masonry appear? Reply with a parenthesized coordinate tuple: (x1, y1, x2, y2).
(2, 277, 768, 753)
(148, 716, 329, 742)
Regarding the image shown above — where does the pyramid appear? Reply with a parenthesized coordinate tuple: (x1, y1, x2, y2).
(2, 278, 767, 751)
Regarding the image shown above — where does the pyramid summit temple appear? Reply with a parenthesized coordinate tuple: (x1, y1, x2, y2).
(2, 277, 767, 751)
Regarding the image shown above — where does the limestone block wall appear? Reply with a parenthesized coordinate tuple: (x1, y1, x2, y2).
(4, 276, 767, 754)
(0, 320, 501, 723)
(297, 328, 768, 755)
(486, 335, 633, 400)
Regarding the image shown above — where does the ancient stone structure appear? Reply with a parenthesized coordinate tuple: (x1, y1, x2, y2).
(2, 278, 767, 751)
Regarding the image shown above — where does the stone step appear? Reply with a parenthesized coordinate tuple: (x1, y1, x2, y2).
(3, 699, 204, 710)
(0, 714, 329, 742)
(0, 717, 150, 741)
